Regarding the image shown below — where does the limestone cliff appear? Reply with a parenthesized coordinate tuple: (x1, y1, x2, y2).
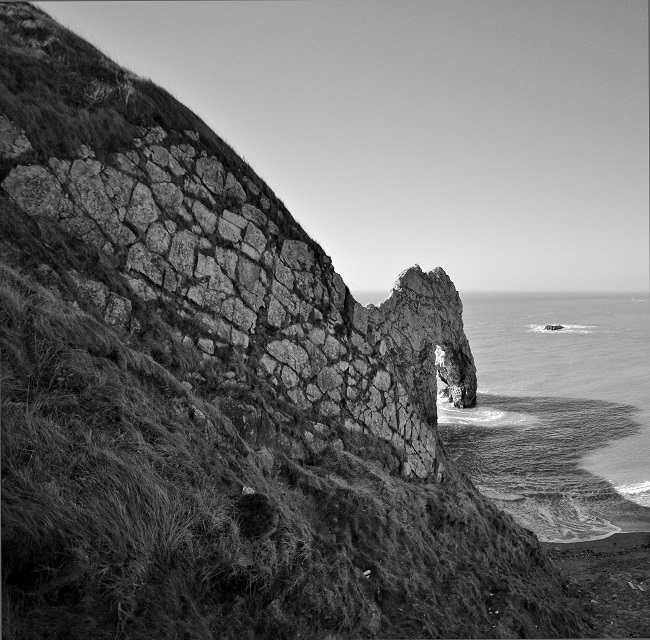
(0, 6, 591, 639)
(1, 117, 476, 481)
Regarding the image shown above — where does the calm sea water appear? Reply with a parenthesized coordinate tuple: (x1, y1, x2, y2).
(354, 290, 650, 542)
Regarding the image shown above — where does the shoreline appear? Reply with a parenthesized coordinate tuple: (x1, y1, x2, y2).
(541, 531, 650, 637)
(541, 530, 650, 552)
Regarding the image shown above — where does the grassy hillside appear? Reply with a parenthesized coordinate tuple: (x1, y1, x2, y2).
(0, 257, 589, 639)
(1, 3, 592, 638)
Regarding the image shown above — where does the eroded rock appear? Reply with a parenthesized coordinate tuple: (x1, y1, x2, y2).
(3, 165, 61, 219)
(0, 115, 33, 159)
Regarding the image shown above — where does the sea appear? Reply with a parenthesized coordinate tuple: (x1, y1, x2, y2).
(353, 290, 650, 543)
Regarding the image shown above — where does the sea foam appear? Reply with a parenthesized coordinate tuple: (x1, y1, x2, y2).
(437, 392, 531, 426)
(615, 481, 650, 507)
(486, 492, 622, 543)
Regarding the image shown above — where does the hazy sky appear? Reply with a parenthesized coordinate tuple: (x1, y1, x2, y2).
(37, 1, 648, 293)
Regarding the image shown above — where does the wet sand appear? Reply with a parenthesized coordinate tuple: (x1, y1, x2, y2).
(542, 532, 650, 638)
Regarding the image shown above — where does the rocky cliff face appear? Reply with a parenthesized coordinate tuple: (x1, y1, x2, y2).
(1, 113, 476, 481)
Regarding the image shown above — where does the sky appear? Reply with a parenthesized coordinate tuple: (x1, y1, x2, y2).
(36, 1, 648, 294)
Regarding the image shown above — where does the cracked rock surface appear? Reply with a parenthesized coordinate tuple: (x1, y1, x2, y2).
(2, 119, 477, 480)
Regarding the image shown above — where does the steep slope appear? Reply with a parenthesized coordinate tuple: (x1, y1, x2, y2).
(1, 4, 589, 639)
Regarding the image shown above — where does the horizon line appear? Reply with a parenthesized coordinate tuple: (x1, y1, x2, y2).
(351, 288, 650, 295)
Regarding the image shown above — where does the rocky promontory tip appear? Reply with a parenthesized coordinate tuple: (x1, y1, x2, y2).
(379, 265, 477, 411)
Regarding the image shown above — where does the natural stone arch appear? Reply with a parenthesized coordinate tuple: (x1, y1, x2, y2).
(371, 265, 477, 420)
(435, 343, 477, 408)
